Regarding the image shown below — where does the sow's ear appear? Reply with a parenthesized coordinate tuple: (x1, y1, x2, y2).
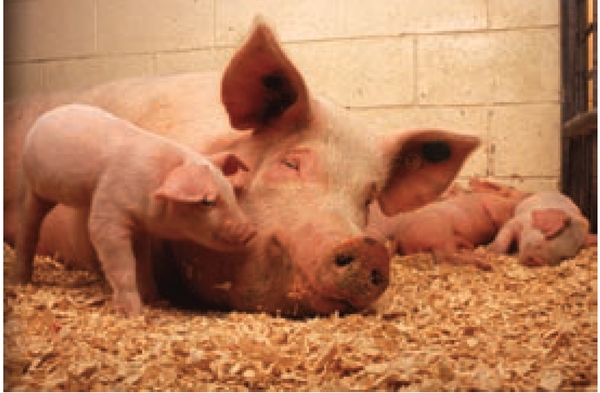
(378, 129, 480, 215)
(221, 17, 310, 131)
(153, 165, 218, 204)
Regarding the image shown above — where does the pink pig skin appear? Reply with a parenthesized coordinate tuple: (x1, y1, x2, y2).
(4, 19, 479, 316)
(488, 191, 595, 267)
(367, 179, 529, 270)
(14, 104, 255, 316)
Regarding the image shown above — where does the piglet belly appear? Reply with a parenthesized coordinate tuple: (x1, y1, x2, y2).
(396, 220, 450, 254)
(453, 219, 496, 246)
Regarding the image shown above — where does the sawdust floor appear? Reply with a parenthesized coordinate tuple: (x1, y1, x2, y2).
(3, 243, 597, 391)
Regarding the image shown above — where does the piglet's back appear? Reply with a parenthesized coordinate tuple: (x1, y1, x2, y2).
(22, 104, 141, 206)
(515, 191, 582, 217)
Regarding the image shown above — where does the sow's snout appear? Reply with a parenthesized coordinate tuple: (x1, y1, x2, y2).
(323, 235, 390, 311)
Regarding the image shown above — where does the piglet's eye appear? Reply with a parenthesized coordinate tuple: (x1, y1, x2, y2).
(200, 199, 216, 207)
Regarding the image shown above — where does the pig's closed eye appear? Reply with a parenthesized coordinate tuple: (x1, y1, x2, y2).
(281, 158, 300, 171)
(199, 197, 218, 207)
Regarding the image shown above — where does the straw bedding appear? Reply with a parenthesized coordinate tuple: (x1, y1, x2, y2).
(3, 243, 597, 391)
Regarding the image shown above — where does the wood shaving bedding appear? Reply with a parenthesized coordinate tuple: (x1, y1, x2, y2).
(3, 243, 597, 391)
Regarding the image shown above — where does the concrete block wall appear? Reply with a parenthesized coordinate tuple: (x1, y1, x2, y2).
(4, 0, 561, 192)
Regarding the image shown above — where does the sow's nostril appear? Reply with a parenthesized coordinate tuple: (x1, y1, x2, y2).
(325, 235, 391, 310)
(335, 253, 355, 267)
(370, 269, 385, 286)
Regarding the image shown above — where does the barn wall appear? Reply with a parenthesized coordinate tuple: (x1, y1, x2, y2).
(4, 0, 561, 191)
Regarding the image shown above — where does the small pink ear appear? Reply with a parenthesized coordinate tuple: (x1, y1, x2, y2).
(468, 177, 502, 193)
(440, 182, 467, 199)
(467, 177, 531, 200)
(531, 208, 571, 239)
(208, 152, 249, 177)
(153, 165, 218, 203)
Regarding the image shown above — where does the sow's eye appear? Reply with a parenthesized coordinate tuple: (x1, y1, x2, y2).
(281, 157, 300, 171)
(264, 148, 321, 183)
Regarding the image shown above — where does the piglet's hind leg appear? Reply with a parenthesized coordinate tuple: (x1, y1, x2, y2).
(88, 215, 142, 317)
(14, 190, 56, 284)
(432, 239, 492, 271)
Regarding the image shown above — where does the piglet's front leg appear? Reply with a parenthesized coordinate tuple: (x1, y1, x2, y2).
(88, 214, 142, 317)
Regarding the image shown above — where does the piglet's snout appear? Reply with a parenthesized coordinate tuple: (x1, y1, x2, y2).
(326, 235, 390, 309)
(222, 217, 257, 245)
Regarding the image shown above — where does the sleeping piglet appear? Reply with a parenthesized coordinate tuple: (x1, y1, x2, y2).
(13, 104, 256, 316)
(366, 181, 530, 271)
(488, 191, 597, 266)
(367, 187, 525, 270)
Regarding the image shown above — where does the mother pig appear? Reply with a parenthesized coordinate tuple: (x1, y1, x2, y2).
(4, 20, 479, 316)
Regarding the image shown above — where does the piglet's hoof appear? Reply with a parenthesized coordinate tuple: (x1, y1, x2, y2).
(112, 291, 143, 317)
(472, 258, 493, 271)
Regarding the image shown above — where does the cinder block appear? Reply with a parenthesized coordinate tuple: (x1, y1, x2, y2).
(4, 63, 45, 100)
(340, 0, 487, 36)
(5, 0, 95, 61)
(215, 0, 344, 45)
(42, 55, 153, 93)
(97, 0, 214, 55)
(155, 48, 235, 76)
(417, 29, 560, 105)
(352, 106, 489, 177)
(489, 0, 560, 29)
(489, 104, 560, 178)
(286, 37, 414, 108)
(452, 176, 559, 193)
(215, 0, 487, 45)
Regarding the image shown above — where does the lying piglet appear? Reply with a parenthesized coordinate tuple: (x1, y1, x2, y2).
(488, 191, 596, 266)
(367, 186, 529, 270)
(14, 104, 256, 316)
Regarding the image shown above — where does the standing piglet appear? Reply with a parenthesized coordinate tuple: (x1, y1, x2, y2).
(488, 191, 596, 266)
(14, 104, 256, 316)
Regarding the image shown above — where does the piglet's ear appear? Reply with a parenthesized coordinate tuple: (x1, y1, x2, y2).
(153, 164, 218, 204)
(467, 177, 532, 199)
(378, 129, 480, 216)
(221, 16, 310, 131)
(468, 177, 503, 193)
(531, 208, 571, 239)
(208, 152, 249, 177)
